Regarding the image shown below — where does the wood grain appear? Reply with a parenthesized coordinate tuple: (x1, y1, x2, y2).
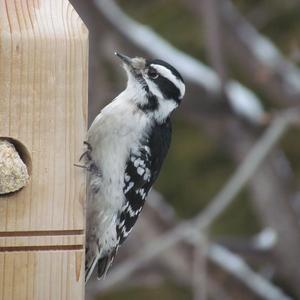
(0, 251, 84, 300)
(0, 0, 88, 299)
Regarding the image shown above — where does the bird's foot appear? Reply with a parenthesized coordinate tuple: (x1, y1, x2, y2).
(79, 141, 92, 161)
(74, 162, 102, 177)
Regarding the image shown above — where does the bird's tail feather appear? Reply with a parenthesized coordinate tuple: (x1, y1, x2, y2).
(97, 247, 117, 279)
(85, 253, 100, 283)
(97, 256, 110, 279)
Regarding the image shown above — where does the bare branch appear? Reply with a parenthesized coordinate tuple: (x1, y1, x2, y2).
(246, 0, 300, 30)
(219, 0, 300, 106)
(190, 109, 298, 230)
(184, 0, 300, 107)
(147, 189, 178, 224)
(192, 236, 208, 300)
(208, 244, 292, 300)
(217, 228, 277, 256)
(200, 0, 228, 88)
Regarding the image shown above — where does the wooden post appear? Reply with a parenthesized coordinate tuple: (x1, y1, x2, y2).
(0, 0, 88, 299)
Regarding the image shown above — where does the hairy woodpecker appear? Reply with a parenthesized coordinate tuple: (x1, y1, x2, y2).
(84, 52, 185, 282)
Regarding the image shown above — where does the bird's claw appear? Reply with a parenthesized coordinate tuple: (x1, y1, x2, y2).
(79, 141, 93, 162)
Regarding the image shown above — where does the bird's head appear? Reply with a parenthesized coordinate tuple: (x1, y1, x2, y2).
(115, 52, 185, 123)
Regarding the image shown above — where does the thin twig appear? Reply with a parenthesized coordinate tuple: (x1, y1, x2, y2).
(208, 244, 292, 300)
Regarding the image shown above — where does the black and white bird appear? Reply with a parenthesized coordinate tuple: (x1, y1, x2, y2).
(84, 52, 185, 282)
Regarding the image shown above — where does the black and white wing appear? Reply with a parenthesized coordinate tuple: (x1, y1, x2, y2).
(95, 119, 172, 278)
(117, 119, 172, 244)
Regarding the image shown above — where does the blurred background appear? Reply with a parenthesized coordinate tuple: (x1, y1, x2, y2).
(70, 0, 300, 299)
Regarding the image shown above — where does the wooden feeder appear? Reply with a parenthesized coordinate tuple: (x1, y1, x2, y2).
(0, 0, 88, 299)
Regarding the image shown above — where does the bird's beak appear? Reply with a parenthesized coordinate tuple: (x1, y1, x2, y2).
(115, 52, 146, 74)
(115, 52, 133, 67)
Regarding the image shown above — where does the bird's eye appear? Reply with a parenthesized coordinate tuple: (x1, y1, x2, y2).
(148, 68, 159, 79)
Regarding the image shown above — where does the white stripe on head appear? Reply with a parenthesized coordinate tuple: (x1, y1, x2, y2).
(151, 64, 185, 99)
(144, 79, 164, 99)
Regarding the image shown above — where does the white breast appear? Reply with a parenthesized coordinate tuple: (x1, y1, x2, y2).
(87, 93, 151, 217)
